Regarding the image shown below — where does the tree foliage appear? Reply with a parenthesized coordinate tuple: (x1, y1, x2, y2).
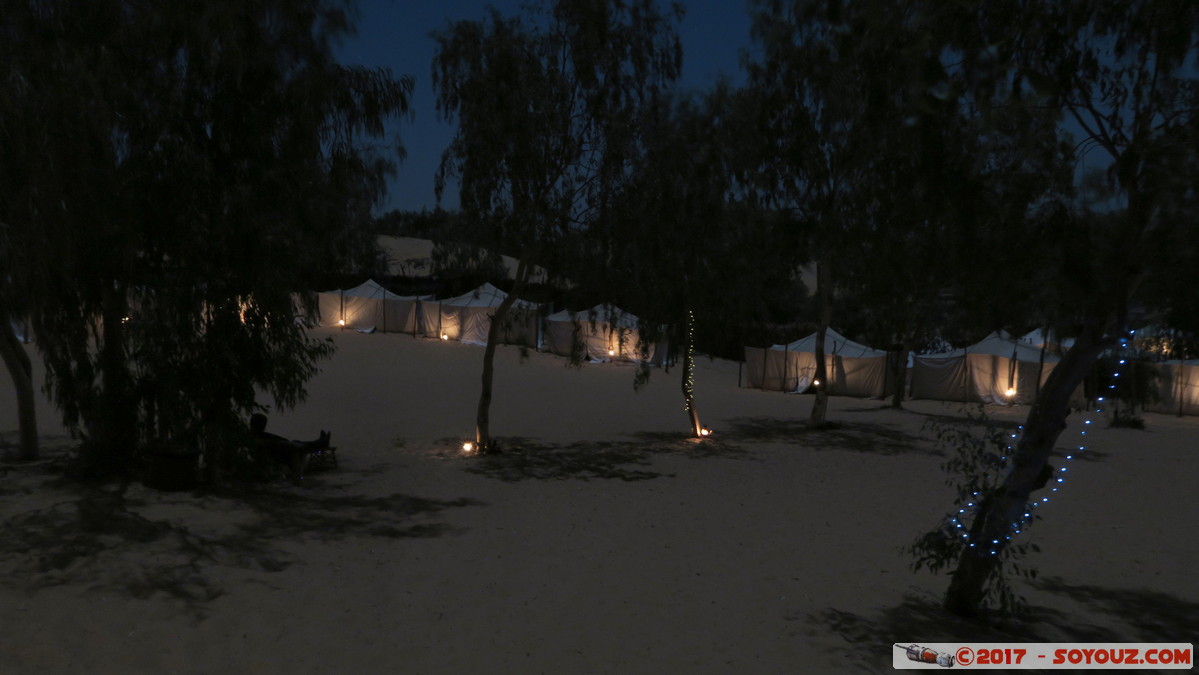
(432, 0, 682, 451)
(588, 85, 801, 432)
(922, 0, 1199, 616)
(0, 0, 411, 478)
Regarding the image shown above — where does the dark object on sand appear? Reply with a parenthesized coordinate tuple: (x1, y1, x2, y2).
(250, 413, 337, 479)
(144, 445, 201, 491)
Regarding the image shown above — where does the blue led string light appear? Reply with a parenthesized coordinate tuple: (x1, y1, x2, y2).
(944, 330, 1133, 556)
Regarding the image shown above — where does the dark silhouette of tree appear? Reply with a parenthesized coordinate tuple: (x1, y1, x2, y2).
(432, 0, 682, 453)
(585, 85, 803, 436)
(925, 0, 1199, 617)
(744, 0, 945, 425)
(0, 0, 411, 479)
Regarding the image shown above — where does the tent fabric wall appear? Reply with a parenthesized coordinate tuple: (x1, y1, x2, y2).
(1145, 360, 1199, 416)
(433, 282, 540, 347)
(317, 280, 431, 334)
(544, 310, 581, 358)
(911, 331, 1059, 404)
(911, 353, 974, 402)
(545, 305, 667, 366)
(744, 346, 792, 391)
(830, 353, 890, 398)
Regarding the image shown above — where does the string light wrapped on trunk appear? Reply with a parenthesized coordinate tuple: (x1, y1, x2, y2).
(944, 330, 1133, 555)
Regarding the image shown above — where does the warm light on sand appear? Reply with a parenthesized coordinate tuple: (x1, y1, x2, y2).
(699, 427, 712, 437)
(441, 334, 449, 341)
(462, 442, 474, 453)
(1005, 388, 1017, 397)
(338, 319, 345, 326)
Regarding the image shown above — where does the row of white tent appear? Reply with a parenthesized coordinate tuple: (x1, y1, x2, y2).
(745, 328, 1068, 403)
(316, 280, 667, 365)
(745, 329, 1199, 414)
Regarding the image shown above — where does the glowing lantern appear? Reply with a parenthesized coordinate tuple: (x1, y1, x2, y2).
(338, 319, 345, 326)
(462, 442, 474, 453)
(1005, 388, 1016, 398)
(441, 334, 449, 341)
(608, 349, 615, 356)
(699, 427, 712, 437)
(812, 379, 821, 387)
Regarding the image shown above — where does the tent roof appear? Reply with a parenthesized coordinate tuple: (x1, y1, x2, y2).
(972, 331, 1057, 360)
(1020, 328, 1075, 350)
(323, 279, 428, 301)
(774, 328, 887, 359)
(546, 304, 640, 329)
(923, 330, 1059, 362)
(438, 282, 539, 310)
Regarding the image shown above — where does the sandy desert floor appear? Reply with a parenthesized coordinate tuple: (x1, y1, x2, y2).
(1, 327, 1197, 673)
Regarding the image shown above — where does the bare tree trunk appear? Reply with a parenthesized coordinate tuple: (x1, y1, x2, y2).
(682, 309, 702, 436)
(0, 307, 38, 460)
(890, 340, 909, 409)
(88, 283, 136, 475)
(474, 258, 532, 454)
(809, 258, 831, 427)
(944, 326, 1110, 616)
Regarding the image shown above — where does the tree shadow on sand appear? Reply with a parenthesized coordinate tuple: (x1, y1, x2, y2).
(0, 462, 482, 618)
(1029, 578, 1199, 643)
(799, 580, 1198, 671)
(722, 416, 938, 456)
(462, 433, 746, 483)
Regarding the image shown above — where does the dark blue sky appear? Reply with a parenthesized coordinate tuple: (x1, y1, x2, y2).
(335, 0, 754, 213)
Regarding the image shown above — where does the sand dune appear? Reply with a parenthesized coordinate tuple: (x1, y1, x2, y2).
(1, 327, 1196, 673)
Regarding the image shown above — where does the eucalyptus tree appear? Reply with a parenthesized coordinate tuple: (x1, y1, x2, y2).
(585, 84, 796, 436)
(432, 0, 682, 452)
(743, 0, 959, 425)
(840, 96, 1075, 408)
(924, 0, 1199, 617)
(0, 0, 411, 478)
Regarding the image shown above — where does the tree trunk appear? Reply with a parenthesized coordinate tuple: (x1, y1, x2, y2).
(809, 258, 831, 427)
(1036, 326, 1048, 398)
(474, 258, 532, 454)
(87, 283, 136, 474)
(944, 325, 1110, 616)
(890, 340, 909, 409)
(682, 309, 702, 436)
(0, 307, 39, 460)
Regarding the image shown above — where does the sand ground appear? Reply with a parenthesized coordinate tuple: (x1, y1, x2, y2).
(1, 327, 1196, 673)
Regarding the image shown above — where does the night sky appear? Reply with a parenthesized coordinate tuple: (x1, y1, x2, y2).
(335, 0, 755, 213)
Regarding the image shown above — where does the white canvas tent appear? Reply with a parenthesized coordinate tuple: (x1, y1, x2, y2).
(912, 331, 1058, 404)
(1020, 328, 1075, 352)
(424, 282, 540, 347)
(1145, 360, 1199, 417)
(744, 328, 896, 398)
(544, 304, 668, 366)
(317, 279, 430, 334)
